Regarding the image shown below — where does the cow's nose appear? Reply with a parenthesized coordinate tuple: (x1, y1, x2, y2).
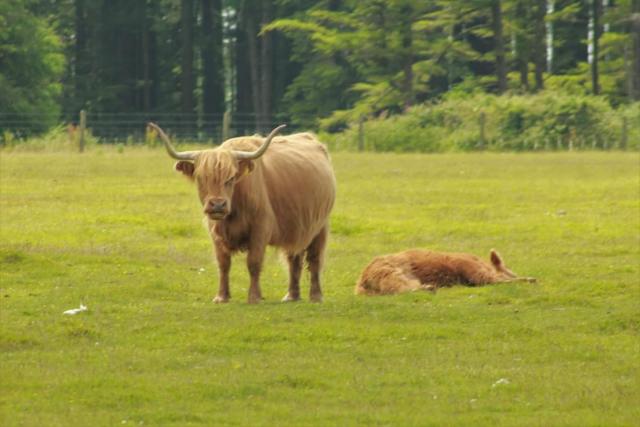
(205, 199, 227, 213)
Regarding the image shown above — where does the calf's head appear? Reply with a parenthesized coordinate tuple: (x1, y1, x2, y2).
(149, 123, 285, 221)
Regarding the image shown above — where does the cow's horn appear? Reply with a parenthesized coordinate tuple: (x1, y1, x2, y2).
(232, 124, 286, 160)
(148, 122, 200, 161)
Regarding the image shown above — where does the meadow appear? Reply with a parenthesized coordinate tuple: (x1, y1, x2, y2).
(0, 148, 639, 426)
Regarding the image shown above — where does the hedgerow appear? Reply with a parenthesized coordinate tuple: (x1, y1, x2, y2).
(322, 93, 639, 152)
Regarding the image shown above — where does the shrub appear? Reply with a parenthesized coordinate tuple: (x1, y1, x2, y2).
(1, 124, 98, 152)
(322, 93, 637, 152)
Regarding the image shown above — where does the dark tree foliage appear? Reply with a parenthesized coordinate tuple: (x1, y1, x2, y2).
(2, 0, 637, 138)
(0, 1, 65, 136)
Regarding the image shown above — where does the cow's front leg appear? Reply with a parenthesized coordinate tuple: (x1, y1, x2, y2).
(246, 243, 266, 304)
(213, 243, 231, 303)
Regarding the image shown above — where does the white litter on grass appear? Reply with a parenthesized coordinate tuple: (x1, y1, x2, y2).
(63, 304, 88, 315)
(492, 378, 510, 387)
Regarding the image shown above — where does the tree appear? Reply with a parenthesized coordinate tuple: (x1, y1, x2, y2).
(592, 0, 603, 94)
(260, 0, 274, 130)
(74, 0, 88, 110)
(533, 0, 547, 91)
(513, 0, 532, 90)
(201, 0, 225, 123)
(547, 0, 588, 75)
(234, 5, 255, 130)
(629, 0, 640, 100)
(243, 1, 262, 130)
(266, 1, 441, 126)
(181, 0, 195, 114)
(0, 1, 65, 136)
(491, 0, 507, 93)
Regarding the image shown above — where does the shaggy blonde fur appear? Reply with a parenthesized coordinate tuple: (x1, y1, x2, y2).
(355, 249, 536, 296)
(173, 132, 336, 304)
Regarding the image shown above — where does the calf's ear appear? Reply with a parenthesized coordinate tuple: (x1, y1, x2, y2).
(175, 161, 195, 179)
(489, 249, 504, 270)
(236, 159, 255, 179)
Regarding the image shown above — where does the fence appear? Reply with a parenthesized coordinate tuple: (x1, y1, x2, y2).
(0, 111, 316, 145)
(78, 111, 289, 142)
(0, 108, 635, 152)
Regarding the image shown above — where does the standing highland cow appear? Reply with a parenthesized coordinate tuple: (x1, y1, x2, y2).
(150, 123, 336, 304)
(355, 249, 536, 295)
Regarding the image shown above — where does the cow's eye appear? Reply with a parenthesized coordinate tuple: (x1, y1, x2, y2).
(225, 177, 235, 187)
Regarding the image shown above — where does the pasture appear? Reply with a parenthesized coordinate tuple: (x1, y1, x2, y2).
(1, 149, 639, 426)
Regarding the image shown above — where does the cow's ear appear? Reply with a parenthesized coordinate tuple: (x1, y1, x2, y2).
(175, 161, 195, 179)
(236, 159, 255, 179)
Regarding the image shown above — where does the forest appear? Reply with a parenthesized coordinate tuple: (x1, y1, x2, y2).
(1, 0, 639, 149)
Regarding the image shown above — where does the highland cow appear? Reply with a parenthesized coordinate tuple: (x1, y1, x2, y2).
(355, 249, 536, 295)
(150, 123, 336, 304)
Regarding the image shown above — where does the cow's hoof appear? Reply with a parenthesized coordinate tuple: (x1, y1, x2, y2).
(281, 293, 300, 302)
(212, 295, 229, 304)
(309, 294, 323, 303)
(247, 295, 261, 304)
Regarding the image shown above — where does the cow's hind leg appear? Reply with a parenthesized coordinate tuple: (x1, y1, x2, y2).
(246, 238, 267, 304)
(282, 252, 303, 302)
(306, 226, 328, 302)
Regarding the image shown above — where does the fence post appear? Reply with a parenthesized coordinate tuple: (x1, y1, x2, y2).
(478, 111, 486, 149)
(357, 115, 365, 151)
(79, 110, 86, 153)
(222, 111, 231, 142)
(621, 116, 628, 150)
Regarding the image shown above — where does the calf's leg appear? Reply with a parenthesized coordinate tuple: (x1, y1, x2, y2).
(499, 277, 537, 284)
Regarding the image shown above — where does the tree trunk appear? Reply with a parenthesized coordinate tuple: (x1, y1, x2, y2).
(74, 0, 87, 110)
(546, 0, 554, 73)
(245, 5, 262, 132)
(533, 0, 547, 91)
(591, 0, 602, 95)
(260, 0, 273, 132)
(515, 0, 530, 91)
(181, 0, 195, 115)
(142, 0, 151, 112)
(401, 3, 414, 108)
(629, 0, 640, 100)
(201, 0, 225, 132)
(492, 0, 507, 93)
(235, 5, 254, 133)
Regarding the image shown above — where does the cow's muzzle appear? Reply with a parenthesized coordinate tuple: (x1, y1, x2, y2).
(204, 199, 229, 220)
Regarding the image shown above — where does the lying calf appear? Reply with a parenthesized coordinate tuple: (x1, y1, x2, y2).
(355, 249, 535, 295)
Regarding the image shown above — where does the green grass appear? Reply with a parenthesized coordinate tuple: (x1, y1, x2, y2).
(1, 148, 639, 426)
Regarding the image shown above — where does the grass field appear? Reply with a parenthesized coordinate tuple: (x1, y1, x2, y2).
(1, 148, 639, 426)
